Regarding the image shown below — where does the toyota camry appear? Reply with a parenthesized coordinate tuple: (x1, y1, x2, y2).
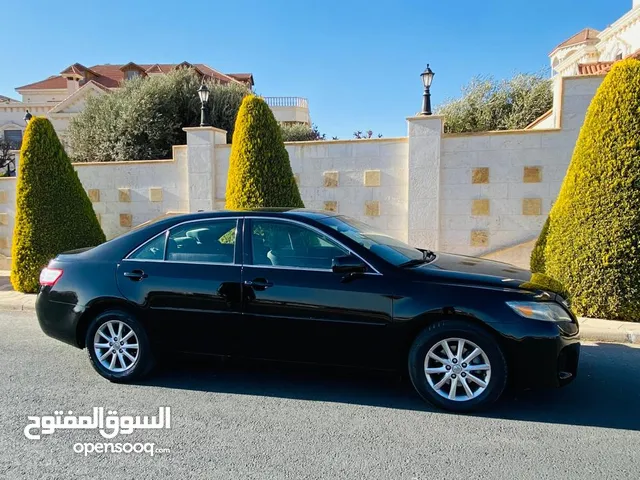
(35, 209, 580, 412)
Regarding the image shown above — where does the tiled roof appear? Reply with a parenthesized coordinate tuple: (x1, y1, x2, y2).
(553, 28, 600, 53)
(577, 49, 640, 75)
(16, 63, 250, 91)
(228, 73, 254, 86)
(577, 61, 614, 75)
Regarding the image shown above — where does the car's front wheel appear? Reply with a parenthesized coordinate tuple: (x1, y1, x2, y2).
(408, 320, 507, 412)
(86, 310, 154, 382)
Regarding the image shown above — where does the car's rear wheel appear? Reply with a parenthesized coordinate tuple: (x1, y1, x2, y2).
(408, 320, 507, 412)
(86, 310, 154, 382)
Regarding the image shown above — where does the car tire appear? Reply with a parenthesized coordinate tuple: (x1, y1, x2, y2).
(408, 320, 507, 412)
(86, 310, 154, 383)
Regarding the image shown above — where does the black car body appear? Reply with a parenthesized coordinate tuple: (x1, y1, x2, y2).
(36, 209, 580, 411)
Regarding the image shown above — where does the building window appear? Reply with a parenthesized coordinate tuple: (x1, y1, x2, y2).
(124, 70, 139, 81)
(3, 130, 22, 149)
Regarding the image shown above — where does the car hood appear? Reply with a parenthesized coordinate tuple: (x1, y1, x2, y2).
(416, 252, 568, 298)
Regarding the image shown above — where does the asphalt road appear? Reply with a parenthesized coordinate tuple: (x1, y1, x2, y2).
(1, 311, 640, 480)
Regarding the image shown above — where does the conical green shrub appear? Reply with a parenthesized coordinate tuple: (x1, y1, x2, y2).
(225, 95, 304, 209)
(543, 58, 640, 320)
(11, 117, 105, 292)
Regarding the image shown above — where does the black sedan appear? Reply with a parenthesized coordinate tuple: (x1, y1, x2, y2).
(36, 209, 580, 412)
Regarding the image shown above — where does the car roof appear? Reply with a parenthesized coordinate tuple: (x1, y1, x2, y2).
(174, 208, 339, 221)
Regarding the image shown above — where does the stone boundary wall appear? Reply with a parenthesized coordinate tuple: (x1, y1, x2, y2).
(0, 75, 604, 264)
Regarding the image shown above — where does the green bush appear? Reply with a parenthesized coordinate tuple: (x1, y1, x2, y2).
(11, 118, 105, 292)
(544, 58, 640, 321)
(226, 95, 304, 209)
(436, 72, 552, 133)
(280, 123, 325, 142)
(68, 69, 250, 161)
(530, 216, 549, 273)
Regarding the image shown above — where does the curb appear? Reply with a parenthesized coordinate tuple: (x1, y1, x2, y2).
(0, 300, 36, 312)
(579, 327, 640, 345)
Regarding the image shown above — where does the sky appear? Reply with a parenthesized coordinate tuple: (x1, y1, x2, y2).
(1, 0, 632, 138)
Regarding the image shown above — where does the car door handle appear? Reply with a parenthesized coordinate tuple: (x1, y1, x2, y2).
(244, 279, 273, 289)
(123, 270, 148, 281)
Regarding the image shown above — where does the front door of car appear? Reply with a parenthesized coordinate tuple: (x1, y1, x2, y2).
(116, 218, 243, 355)
(239, 218, 394, 368)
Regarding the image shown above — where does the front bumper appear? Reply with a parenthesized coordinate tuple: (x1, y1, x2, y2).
(506, 325, 580, 389)
(36, 287, 84, 348)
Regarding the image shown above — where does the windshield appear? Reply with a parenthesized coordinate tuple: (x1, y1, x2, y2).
(319, 215, 427, 266)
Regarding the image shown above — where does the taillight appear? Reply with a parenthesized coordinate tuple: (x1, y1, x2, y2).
(39, 268, 63, 286)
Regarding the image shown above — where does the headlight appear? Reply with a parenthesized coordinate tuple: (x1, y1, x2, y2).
(506, 301, 573, 322)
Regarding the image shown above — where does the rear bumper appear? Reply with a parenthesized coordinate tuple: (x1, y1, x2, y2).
(36, 287, 84, 348)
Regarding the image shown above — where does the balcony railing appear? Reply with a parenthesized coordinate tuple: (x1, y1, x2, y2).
(264, 97, 308, 108)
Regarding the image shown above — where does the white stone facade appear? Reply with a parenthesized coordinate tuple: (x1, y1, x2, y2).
(0, 75, 602, 264)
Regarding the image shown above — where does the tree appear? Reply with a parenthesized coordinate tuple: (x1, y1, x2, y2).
(353, 130, 383, 139)
(11, 117, 105, 293)
(529, 216, 549, 273)
(68, 69, 250, 162)
(541, 58, 640, 321)
(0, 140, 16, 177)
(226, 95, 304, 209)
(280, 123, 326, 141)
(436, 72, 553, 133)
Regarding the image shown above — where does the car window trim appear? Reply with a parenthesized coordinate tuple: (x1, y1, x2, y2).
(244, 216, 381, 275)
(124, 217, 241, 266)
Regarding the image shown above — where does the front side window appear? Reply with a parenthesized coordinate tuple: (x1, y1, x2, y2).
(166, 219, 237, 264)
(251, 220, 347, 270)
(319, 216, 424, 266)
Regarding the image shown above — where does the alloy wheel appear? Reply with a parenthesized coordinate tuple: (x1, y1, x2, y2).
(424, 337, 492, 402)
(93, 320, 140, 373)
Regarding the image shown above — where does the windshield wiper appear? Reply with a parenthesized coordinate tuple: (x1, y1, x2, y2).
(399, 249, 436, 268)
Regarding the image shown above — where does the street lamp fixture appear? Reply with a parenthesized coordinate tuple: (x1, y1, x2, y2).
(24, 110, 32, 123)
(197, 83, 211, 127)
(419, 65, 435, 115)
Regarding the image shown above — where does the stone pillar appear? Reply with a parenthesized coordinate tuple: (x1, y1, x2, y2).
(406, 115, 444, 250)
(183, 127, 227, 212)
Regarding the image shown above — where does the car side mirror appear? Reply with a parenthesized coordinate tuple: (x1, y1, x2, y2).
(332, 255, 367, 274)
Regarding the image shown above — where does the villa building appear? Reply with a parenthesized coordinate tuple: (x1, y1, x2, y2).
(0, 62, 310, 150)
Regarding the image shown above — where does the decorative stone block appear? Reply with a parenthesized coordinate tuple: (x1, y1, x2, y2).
(365, 200, 380, 217)
(324, 201, 338, 212)
(472, 167, 489, 184)
(523, 166, 542, 183)
(0, 191, 7, 204)
(323, 171, 339, 188)
(0, 213, 8, 225)
(364, 170, 381, 187)
(119, 213, 132, 228)
(471, 199, 490, 216)
(149, 187, 163, 202)
(118, 188, 131, 202)
(87, 189, 100, 203)
(522, 198, 542, 216)
(0, 237, 8, 249)
(470, 230, 489, 247)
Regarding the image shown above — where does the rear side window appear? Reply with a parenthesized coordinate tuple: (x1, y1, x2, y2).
(128, 233, 166, 260)
(166, 219, 237, 264)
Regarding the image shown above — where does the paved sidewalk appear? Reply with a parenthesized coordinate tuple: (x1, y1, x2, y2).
(1, 271, 639, 343)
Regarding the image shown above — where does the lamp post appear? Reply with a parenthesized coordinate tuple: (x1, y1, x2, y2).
(24, 110, 32, 123)
(197, 83, 211, 127)
(419, 65, 435, 115)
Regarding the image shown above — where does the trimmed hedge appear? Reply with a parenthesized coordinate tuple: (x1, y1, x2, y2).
(530, 216, 549, 273)
(11, 117, 105, 293)
(543, 58, 640, 321)
(225, 95, 304, 209)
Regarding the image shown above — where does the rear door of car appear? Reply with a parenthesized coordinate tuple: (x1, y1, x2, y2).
(116, 217, 243, 355)
(238, 217, 395, 368)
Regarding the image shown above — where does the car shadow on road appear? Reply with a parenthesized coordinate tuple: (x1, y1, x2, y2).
(137, 342, 640, 431)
